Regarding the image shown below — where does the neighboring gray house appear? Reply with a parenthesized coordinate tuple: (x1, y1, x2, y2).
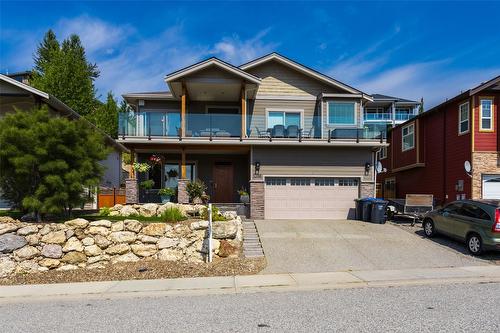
(0, 74, 127, 209)
(119, 53, 391, 219)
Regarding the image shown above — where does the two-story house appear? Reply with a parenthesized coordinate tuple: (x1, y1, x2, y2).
(119, 53, 389, 219)
(379, 75, 500, 204)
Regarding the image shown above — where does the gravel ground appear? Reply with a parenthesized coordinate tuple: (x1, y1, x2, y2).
(0, 257, 266, 286)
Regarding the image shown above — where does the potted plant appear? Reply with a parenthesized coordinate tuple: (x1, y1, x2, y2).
(238, 187, 249, 203)
(158, 187, 175, 203)
(167, 168, 178, 178)
(139, 179, 155, 190)
(186, 179, 207, 204)
(133, 162, 151, 174)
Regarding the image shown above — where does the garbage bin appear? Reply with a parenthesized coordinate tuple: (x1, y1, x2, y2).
(370, 199, 389, 224)
(356, 198, 375, 222)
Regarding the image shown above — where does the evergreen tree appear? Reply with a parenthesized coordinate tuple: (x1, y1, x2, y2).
(0, 107, 109, 219)
(419, 97, 424, 114)
(91, 92, 119, 138)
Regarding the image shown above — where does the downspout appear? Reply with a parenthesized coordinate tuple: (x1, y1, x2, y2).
(373, 148, 382, 197)
(443, 107, 447, 204)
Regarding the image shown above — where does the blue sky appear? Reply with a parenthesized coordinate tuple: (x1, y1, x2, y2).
(1, 1, 499, 107)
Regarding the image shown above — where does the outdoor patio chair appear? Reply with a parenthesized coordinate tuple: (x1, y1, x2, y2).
(271, 124, 285, 138)
(256, 127, 270, 138)
(301, 126, 314, 138)
(286, 125, 299, 138)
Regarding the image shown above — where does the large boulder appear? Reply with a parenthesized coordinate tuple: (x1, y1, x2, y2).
(0, 257, 16, 277)
(84, 245, 102, 257)
(41, 244, 63, 259)
(16, 225, 38, 236)
(190, 220, 209, 230)
(0, 223, 20, 235)
(13, 245, 40, 260)
(15, 260, 41, 274)
(141, 223, 167, 237)
(105, 244, 130, 255)
(111, 252, 139, 263)
(62, 237, 84, 252)
(138, 235, 158, 244)
(82, 237, 95, 246)
(217, 240, 238, 258)
(111, 221, 124, 232)
(87, 254, 110, 264)
(86, 226, 110, 236)
(155, 249, 184, 261)
(131, 244, 157, 257)
(198, 238, 220, 254)
(0, 216, 17, 224)
(212, 221, 238, 239)
(0, 233, 27, 253)
(89, 220, 112, 228)
(39, 258, 60, 269)
(25, 234, 40, 246)
(139, 203, 158, 217)
(41, 231, 67, 244)
(94, 235, 111, 249)
(64, 218, 89, 229)
(124, 219, 143, 233)
(156, 202, 177, 216)
(109, 231, 137, 244)
(157, 237, 178, 249)
(120, 206, 139, 217)
(60, 251, 87, 264)
(110, 204, 123, 212)
(39, 224, 51, 236)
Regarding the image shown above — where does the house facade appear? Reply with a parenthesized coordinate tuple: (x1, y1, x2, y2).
(379, 75, 500, 205)
(119, 53, 391, 219)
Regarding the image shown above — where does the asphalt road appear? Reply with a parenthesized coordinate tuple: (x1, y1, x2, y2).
(1, 282, 499, 332)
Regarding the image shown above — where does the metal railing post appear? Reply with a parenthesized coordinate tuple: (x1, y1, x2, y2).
(207, 203, 213, 263)
(148, 115, 151, 140)
(356, 128, 359, 143)
(328, 129, 331, 143)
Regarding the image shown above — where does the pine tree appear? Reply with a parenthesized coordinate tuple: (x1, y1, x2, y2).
(91, 92, 119, 138)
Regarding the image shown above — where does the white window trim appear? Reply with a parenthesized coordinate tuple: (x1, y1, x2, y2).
(458, 102, 470, 135)
(401, 123, 415, 152)
(265, 108, 304, 129)
(379, 146, 387, 160)
(327, 101, 358, 126)
(479, 98, 494, 131)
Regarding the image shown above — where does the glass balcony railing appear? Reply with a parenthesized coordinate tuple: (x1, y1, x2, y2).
(246, 115, 322, 139)
(395, 112, 416, 121)
(363, 113, 392, 121)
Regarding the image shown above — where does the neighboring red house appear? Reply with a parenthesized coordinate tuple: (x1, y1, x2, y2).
(379, 75, 500, 205)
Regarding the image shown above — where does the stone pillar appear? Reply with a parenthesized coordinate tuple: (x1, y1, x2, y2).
(125, 178, 139, 204)
(360, 182, 375, 198)
(471, 152, 500, 199)
(250, 179, 265, 219)
(177, 178, 189, 204)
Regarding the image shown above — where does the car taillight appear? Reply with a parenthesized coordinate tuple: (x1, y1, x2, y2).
(493, 209, 500, 233)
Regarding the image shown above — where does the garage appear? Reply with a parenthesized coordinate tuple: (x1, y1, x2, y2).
(482, 174, 500, 199)
(264, 177, 359, 219)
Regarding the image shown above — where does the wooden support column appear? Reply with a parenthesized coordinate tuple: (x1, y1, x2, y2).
(241, 84, 246, 138)
(181, 148, 187, 179)
(181, 83, 187, 137)
(129, 149, 135, 179)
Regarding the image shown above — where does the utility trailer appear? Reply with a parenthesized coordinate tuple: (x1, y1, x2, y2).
(386, 194, 434, 226)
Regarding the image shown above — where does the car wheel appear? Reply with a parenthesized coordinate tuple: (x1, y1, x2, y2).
(423, 219, 436, 237)
(467, 234, 483, 255)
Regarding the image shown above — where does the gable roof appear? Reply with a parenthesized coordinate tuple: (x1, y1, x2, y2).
(371, 94, 419, 104)
(239, 52, 369, 97)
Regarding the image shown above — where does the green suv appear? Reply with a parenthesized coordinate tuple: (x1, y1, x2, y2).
(422, 199, 500, 255)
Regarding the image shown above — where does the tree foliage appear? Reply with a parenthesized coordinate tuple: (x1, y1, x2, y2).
(0, 107, 109, 218)
(90, 91, 119, 138)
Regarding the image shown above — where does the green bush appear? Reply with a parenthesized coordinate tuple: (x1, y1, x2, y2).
(200, 205, 227, 221)
(140, 179, 154, 189)
(161, 207, 186, 223)
(99, 207, 111, 216)
(158, 187, 175, 196)
(186, 179, 207, 201)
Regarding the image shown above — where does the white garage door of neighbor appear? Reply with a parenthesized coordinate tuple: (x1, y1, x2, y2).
(482, 174, 500, 199)
(264, 177, 359, 219)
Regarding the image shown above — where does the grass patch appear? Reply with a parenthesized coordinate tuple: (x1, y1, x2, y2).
(160, 207, 187, 223)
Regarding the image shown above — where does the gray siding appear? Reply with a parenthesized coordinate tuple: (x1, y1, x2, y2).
(100, 151, 122, 188)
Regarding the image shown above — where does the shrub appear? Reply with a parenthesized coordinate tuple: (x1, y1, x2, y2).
(99, 207, 111, 216)
(161, 207, 186, 223)
(133, 162, 151, 173)
(158, 187, 175, 196)
(237, 187, 249, 196)
(140, 179, 154, 189)
(186, 179, 207, 201)
(200, 205, 227, 221)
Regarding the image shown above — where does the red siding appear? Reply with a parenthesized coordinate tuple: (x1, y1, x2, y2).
(474, 94, 500, 151)
(391, 120, 418, 170)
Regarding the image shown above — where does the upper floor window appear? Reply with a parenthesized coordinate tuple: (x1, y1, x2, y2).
(379, 146, 387, 159)
(480, 99, 494, 131)
(458, 102, 469, 134)
(267, 110, 302, 128)
(401, 123, 415, 151)
(328, 102, 356, 125)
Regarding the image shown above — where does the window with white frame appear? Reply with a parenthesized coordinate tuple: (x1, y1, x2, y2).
(338, 178, 359, 186)
(480, 99, 493, 131)
(402, 123, 415, 151)
(458, 102, 469, 134)
(267, 110, 302, 128)
(379, 146, 387, 159)
(328, 101, 356, 125)
(266, 177, 287, 186)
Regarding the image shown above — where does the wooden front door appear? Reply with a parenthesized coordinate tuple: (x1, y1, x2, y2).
(213, 162, 234, 203)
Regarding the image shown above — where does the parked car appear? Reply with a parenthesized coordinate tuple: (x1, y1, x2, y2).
(422, 199, 500, 255)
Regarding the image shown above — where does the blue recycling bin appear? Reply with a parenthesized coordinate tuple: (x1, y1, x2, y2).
(370, 199, 389, 224)
(355, 198, 376, 222)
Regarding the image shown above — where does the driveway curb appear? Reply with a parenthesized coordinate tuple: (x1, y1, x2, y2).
(1, 265, 499, 301)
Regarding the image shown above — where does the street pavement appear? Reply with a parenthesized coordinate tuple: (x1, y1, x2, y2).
(1, 282, 499, 332)
(255, 219, 490, 273)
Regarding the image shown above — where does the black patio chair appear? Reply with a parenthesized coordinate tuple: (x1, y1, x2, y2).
(256, 127, 270, 138)
(286, 125, 299, 138)
(271, 125, 285, 138)
(301, 126, 314, 138)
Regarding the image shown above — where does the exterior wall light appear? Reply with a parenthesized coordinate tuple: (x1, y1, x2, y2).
(255, 161, 261, 175)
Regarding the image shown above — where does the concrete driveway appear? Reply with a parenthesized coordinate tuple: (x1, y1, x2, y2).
(255, 219, 490, 274)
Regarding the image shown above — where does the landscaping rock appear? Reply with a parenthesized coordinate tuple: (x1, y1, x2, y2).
(60, 251, 87, 264)
(64, 218, 89, 229)
(222, 211, 238, 220)
(131, 244, 157, 257)
(124, 219, 142, 233)
(111, 252, 139, 263)
(0, 257, 16, 277)
(111, 221, 124, 232)
(87, 254, 110, 264)
(84, 245, 102, 257)
(87, 263, 106, 270)
(109, 231, 136, 244)
(110, 204, 123, 211)
(39, 258, 60, 269)
(74, 228, 86, 240)
(39, 224, 51, 236)
(199, 238, 220, 254)
(141, 223, 167, 237)
(138, 235, 158, 244)
(156, 249, 184, 261)
(41, 244, 63, 259)
(41, 231, 66, 244)
(94, 235, 111, 249)
(65, 229, 75, 239)
(109, 211, 120, 217)
(57, 264, 78, 271)
(0, 233, 27, 253)
(89, 220, 112, 228)
(13, 245, 40, 260)
(62, 237, 84, 252)
(139, 203, 158, 217)
(218, 240, 238, 258)
(157, 237, 177, 249)
(212, 221, 238, 239)
(156, 202, 176, 216)
(0, 216, 17, 224)
(16, 225, 38, 236)
(120, 206, 138, 217)
(25, 234, 40, 246)
(190, 220, 209, 230)
(86, 226, 110, 236)
(105, 244, 130, 255)
(0, 223, 20, 235)
(15, 260, 40, 274)
(82, 237, 95, 246)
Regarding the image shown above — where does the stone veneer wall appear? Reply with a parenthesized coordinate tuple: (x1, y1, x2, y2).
(177, 179, 189, 204)
(125, 178, 139, 204)
(360, 182, 375, 198)
(471, 152, 500, 199)
(250, 179, 265, 219)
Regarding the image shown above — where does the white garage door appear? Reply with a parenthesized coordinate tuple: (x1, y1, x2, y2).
(264, 177, 359, 219)
(482, 174, 500, 199)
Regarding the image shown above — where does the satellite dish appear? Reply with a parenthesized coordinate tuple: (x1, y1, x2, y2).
(464, 161, 472, 173)
(376, 161, 383, 173)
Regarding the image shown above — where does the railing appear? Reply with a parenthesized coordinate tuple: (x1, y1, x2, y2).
(363, 113, 392, 121)
(395, 112, 417, 121)
(329, 128, 385, 143)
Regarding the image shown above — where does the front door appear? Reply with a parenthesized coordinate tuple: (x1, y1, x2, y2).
(212, 162, 234, 202)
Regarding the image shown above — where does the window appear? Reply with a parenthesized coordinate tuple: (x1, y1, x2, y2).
(164, 162, 195, 188)
(480, 99, 493, 131)
(328, 102, 356, 125)
(443, 203, 462, 214)
(314, 178, 335, 186)
(267, 111, 302, 128)
(401, 123, 415, 151)
(379, 146, 387, 159)
(290, 178, 311, 186)
(460, 203, 491, 221)
(338, 178, 359, 186)
(266, 177, 287, 186)
(458, 102, 469, 134)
